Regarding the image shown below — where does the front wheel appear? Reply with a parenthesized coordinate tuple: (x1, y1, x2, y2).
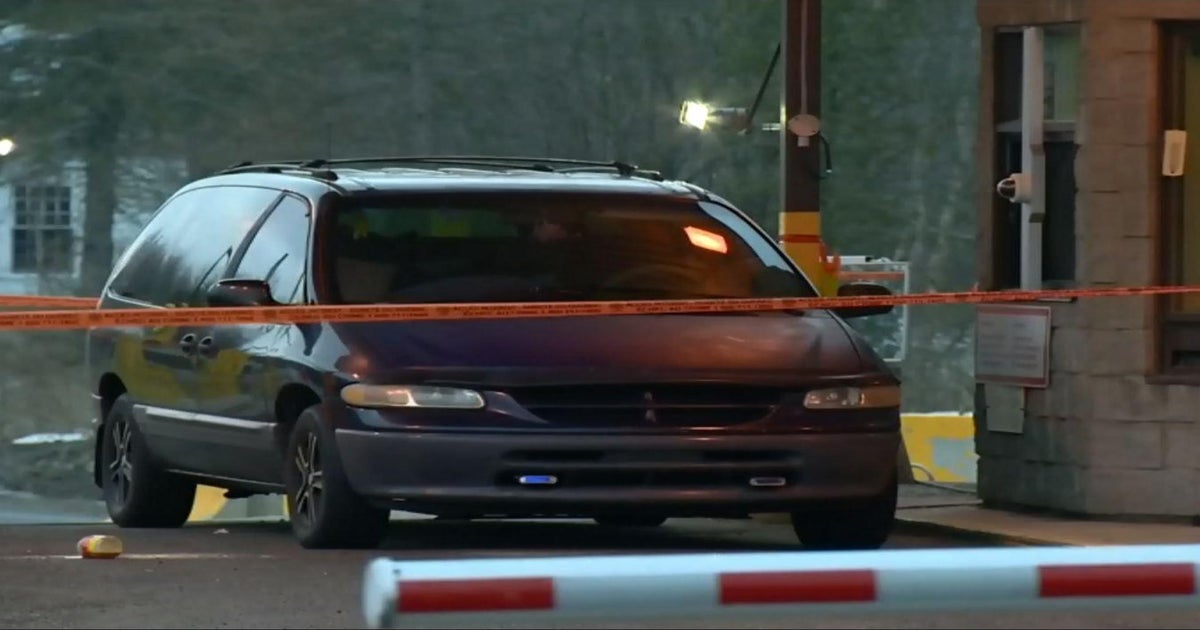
(100, 395, 196, 528)
(284, 407, 390, 549)
(791, 476, 897, 551)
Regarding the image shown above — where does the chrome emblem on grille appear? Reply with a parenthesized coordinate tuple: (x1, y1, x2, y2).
(642, 391, 658, 424)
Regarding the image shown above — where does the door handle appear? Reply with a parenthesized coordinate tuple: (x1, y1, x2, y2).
(179, 333, 198, 354)
(197, 336, 217, 358)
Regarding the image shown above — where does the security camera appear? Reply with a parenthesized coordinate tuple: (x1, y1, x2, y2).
(996, 172, 1032, 204)
(996, 177, 1018, 199)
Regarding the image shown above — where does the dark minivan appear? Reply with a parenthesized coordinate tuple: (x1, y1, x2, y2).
(87, 157, 902, 550)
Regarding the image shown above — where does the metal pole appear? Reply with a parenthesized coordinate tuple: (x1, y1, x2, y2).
(777, 0, 913, 483)
(1020, 27, 1045, 290)
(779, 0, 833, 295)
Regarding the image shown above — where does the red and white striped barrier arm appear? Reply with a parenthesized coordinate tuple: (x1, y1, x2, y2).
(361, 545, 1200, 628)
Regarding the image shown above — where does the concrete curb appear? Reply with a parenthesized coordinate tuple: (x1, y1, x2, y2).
(750, 511, 1069, 547)
(892, 515, 1067, 547)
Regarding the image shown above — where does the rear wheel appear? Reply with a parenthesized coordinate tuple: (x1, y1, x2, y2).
(100, 395, 196, 528)
(284, 406, 390, 549)
(790, 475, 897, 551)
(593, 515, 668, 528)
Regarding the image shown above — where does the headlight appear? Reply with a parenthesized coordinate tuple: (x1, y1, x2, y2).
(803, 385, 900, 410)
(340, 384, 486, 409)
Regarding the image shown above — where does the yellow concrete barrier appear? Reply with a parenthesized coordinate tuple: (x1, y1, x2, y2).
(186, 485, 288, 522)
(186, 485, 228, 521)
(901, 412, 976, 483)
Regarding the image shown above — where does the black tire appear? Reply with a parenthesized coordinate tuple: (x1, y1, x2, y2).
(284, 406, 390, 549)
(593, 515, 668, 528)
(99, 394, 196, 528)
(791, 475, 898, 551)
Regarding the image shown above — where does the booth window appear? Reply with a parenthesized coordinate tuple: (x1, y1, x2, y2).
(1160, 26, 1200, 373)
(990, 25, 1079, 290)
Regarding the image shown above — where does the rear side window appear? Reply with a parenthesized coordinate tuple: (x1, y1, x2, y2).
(109, 186, 282, 305)
(228, 195, 311, 305)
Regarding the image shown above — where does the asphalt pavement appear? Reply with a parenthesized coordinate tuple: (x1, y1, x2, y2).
(1, 516, 1199, 629)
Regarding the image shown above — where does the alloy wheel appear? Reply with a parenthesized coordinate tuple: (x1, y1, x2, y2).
(107, 418, 134, 507)
(293, 431, 324, 526)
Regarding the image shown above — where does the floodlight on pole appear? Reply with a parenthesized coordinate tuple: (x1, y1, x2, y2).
(679, 101, 712, 130)
(678, 101, 750, 133)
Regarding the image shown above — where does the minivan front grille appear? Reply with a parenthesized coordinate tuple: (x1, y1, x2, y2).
(504, 384, 782, 429)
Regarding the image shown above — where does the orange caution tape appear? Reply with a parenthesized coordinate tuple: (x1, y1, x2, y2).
(0, 295, 96, 308)
(0, 284, 1197, 331)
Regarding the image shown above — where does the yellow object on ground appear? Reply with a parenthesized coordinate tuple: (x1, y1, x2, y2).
(77, 534, 123, 559)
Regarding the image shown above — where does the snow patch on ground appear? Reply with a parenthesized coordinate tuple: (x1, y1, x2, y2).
(11, 431, 88, 446)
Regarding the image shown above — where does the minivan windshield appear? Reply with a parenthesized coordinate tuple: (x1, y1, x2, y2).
(319, 192, 817, 305)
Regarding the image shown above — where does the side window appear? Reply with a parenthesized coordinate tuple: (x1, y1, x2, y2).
(109, 190, 203, 304)
(108, 186, 282, 305)
(229, 195, 310, 305)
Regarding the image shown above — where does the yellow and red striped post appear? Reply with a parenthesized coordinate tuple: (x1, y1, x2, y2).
(779, 212, 839, 296)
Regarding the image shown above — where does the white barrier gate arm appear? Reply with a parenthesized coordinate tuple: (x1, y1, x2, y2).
(361, 545, 1200, 628)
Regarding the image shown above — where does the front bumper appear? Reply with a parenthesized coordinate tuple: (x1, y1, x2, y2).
(335, 428, 900, 517)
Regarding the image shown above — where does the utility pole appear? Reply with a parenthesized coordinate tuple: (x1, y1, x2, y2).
(778, 0, 836, 296)
(778, 0, 914, 483)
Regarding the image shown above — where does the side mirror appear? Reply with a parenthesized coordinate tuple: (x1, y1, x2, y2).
(206, 279, 278, 308)
(832, 282, 894, 319)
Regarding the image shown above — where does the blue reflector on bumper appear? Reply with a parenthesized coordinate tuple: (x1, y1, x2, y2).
(517, 475, 559, 486)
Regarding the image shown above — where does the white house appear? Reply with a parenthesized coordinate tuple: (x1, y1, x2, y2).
(0, 155, 188, 296)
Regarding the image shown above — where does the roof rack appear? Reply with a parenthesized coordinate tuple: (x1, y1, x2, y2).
(215, 156, 670, 185)
(555, 166, 665, 181)
(293, 156, 660, 179)
(217, 162, 341, 181)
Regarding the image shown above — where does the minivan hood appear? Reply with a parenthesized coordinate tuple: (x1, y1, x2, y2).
(330, 312, 877, 387)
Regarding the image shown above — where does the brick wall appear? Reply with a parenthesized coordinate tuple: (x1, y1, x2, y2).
(975, 0, 1200, 519)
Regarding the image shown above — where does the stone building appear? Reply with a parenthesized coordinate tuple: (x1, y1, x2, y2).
(975, 0, 1200, 519)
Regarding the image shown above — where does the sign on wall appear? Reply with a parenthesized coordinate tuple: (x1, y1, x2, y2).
(974, 304, 1052, 388)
